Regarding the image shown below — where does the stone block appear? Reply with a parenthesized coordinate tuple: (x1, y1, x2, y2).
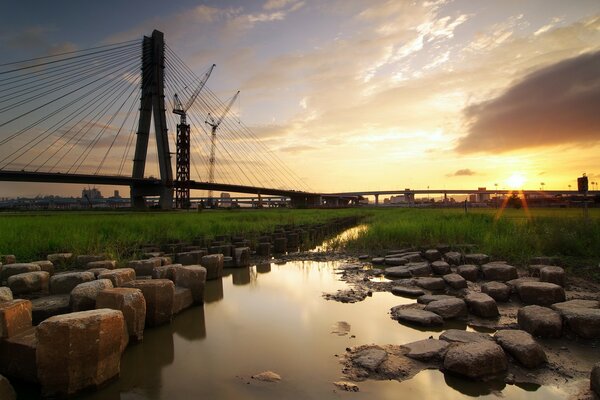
(201, 254, 224, 280)
(97, 268, 135, 287)
(424, 298, 467, 319)
(1, 264, 41, 283)
(30, 260, 55, 275)
(539, 266, 566, 287)
(233, 247, 251, 267)
(122, 280, 174, 327)
(127, 258, 161, 276)
(31, 295, 71, 325)
(7, 271, 49, 295)
(151, 264, 182, 280)
(431, 261, 451, 275)
(443, 341, 507, 379)
(0, 255, 16, 264)
(494, 329, 547, 369)
(517, 305, 562, 338)
(173, 287, 193, 314)
(86, 260, 116, 270)
(481, 281, 511, 302)
(0, 299, 32, 339)
(423, 249, 442, 262)
(76, 255, 106, 266)
(444, 251, 462, 265)
(481, 263, 518, 282)
(0, 287, 13, 303)
(443, 273, 468, 289)
(465, 292, 499, 318)
(86, 268, 110, 278)
(50, 272, 95, 294)
(36, 309, 126, 398)
(0, 327, 38, 383)
(456, 264, 479, 282)
(256, 243, 271, 257)
(96, 288, 146, 341)
(464, 253, 490, 266)
(46, 253, 72, 266)
(70, 279, 114, 311)
(415, 277, 446, 291)
(517, 282, 565, 306)
(173, 266, 206, 304)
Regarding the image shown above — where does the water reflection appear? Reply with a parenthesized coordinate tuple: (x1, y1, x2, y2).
(173, 306, 206, 341)
(230, 267, 251, 285)
(256, 263, 272, 274)
(204, 278, 224, 303)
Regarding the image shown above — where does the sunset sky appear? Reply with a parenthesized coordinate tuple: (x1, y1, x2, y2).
(1, 0, 599, 197)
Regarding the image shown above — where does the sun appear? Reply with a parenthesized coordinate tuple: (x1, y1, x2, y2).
(506, 172, 526, 189)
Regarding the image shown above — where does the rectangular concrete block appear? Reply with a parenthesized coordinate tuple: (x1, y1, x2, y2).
(96, 288, 146, 341)
(128, 259, 161, 276)
(0, 327, 38, 383)
(7, 271, 49, 295)
(200, 255, 224, 280)
(173, 287, 193, 314)
(97, 268, 135, 287)
(0, 300, 32, 339)
(151, 264, 182, 280)
(122, 280, 174, 327)
(173, 266, 206, 304)
(30, 260, 55, 275)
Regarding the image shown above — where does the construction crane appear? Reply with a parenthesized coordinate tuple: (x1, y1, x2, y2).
(205, 90, 240, 206)
(172, 64, 215, 209)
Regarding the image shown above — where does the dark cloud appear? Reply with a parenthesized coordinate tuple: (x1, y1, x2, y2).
(446, 168, 476, 177)
(456, 51, 600, 153)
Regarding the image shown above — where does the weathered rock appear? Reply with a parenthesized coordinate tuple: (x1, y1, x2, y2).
(0, 374, 16, 400)
(0, 300, 32, 339)
(391, 286, 425, 297)
(371, 257, 385, 265)
(127, 258, 161, 276)
(0, 264, 41, 283)
(333, 381, 359, 392)
(553, 304, 600, 339)
(251, 371, 281, 382)
(431, 261, 451, 275)
(528, 264, 552, 277)
(0, 327, 37, 384)
(456, 265, 479, 282)
(439, 329, 494, 344)
(173, 265, 206, 304)
(31, 295, 71, 325)
(50, 271, 95, 294)
(151, 264, 182, 280)
(86, 268, 110, 278)
(464, 253, 490, 265)
(404, 338, 449, 361)
(444, 251, 463, 266)
(0, 255, 16, 264)
(172, 287, 193, 314)
(407, 262, 432, 277)
(353, 347, 388, 371)
(46, 253, 72, 266)
(517, 305, 562, 338)
(517, 282, 565, 306)
(150, 256, 172, 266)
(70, 279, 114, 311)
(0, 287, 13, 303)
(384, 257, 407, 266)
(174, 252, 198, 266)
(415, 277, 446, 291)
(465, 292, 499, 318)
(425, 298, 467, 319)
(97, 268, 135, 287)
(591, 363, 600, 396)
(123, 279, 174, 327)
(96, 288, 146, 341)
(36, 309, 126, 398)
(443, 341, 507, 379)
(506, 277, 539, 293)
(30, 260, 54, 275)
(494, 329, 547, 368)
(539, 266, 566, 287)
(76, 255, 105, 267)
(7, 271, 49, 295)
(201, 254, 224, 280)
(384, 266, 411, 279)
(481, 263, 518, 282)
(86, 260, 116, 270)
(417, 294, 456, 305)
(391, 307, 444, 327)
(551, 299, 599, 313)
(443, 273, 467, 289)
(423, 249, 442, 262)
(481, 281, 511, 302)
(233, 247, 251, 267)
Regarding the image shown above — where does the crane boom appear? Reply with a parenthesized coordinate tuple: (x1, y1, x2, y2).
(173, 63, 215, 116)
(206, 90, 240, 129)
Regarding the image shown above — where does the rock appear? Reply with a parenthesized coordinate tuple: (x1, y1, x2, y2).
(415, 277, 446, 291)
(407, 262, 432, 277)
(517, 305, 562, 338)
(251, 371, 281, 382)
(539, 266, 566, 287)
(353, 347, 388, 371)
(0, 300, 32, 339)
(391, 307, 444, 327)
(494, 329, 547, 368)
(444, 251, 463, 266)
(30, 260, 54, 275)
(151, 264, 182, 280)
(431, 261, 451, 275)
(358, 255, 369, 260)
(517, 282, 565, 306)
(97, 268, 135, 287)
(49, 272, 95, 294)
(423, 249, 442, 262)
(0, 374, 16, 400)
(96, 288, 146, 341)
(443, 341, 508, 379)
(0, 255, 16, 264)
(384, 266, 411, 279)
(456, 265, 479, 281)
(464, 254, 490, 265)
(528, 264, 552, 277)
(31, 295, 71, 325)
(552, 299, 599, 313)
(0, 264, 41, 283)
(174, 252, 199, 266)
(530, 256, 561, 266)
(439, 329, 494, 344)
(591, 363, 600, 396)
(70, 279, 114, 311)
(123, 279, 174, 327)
(86, 268, 110, 278)
(391, 286, 425, 297)
(7, 271, 49, 295)
(36, 309, 126, 398)
(86, 260, 116, 270)
(506, 277, 539, 293)
(384, 257, 408, 266)
(465, 292, 499, 318)
(173, 265, 206, 304)
(333, 381, 359, 392)
(75, 255, 105, 267)
(371, 257, 385, 265)
(425, 298, 468, 319)
(481, 281, 511, 302)
(417, 294, 456, 305)
(46, 253, 72, 266)
(0, 287, 13, 302)
(200, 254, 224, 280)
(172, 287, 194, 314)
(0, 327, 38, 384)
(481, 263, 518, 282)
(443, 273, 467, 289)
(127, 258, 161, 276)
(403, 338, 449, 361)
(553, 305, 600, 339)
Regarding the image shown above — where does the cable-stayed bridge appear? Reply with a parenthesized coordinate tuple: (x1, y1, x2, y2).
(0, 30, 348, 208)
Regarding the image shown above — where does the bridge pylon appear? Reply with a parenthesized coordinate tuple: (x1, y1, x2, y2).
(131, 30, 173, 209)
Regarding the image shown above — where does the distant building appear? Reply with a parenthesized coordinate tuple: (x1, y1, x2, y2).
(219, 192, 231, 207)
(82, 187, 102, 200)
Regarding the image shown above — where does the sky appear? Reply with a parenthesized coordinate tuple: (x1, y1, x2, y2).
(0, 0, 599, 197)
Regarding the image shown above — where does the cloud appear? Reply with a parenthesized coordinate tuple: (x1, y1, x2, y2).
(456, 50, 600, 153)
(446, 168, 476, 177)
(263, 0, 295, 10)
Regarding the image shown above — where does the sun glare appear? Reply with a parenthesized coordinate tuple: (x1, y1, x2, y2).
(506, 172, 526, 189)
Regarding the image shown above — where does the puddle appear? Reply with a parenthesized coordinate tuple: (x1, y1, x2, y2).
(311, 224, 368, 252)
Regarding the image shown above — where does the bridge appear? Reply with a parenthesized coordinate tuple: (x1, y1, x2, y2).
(0, 30, 337, 209)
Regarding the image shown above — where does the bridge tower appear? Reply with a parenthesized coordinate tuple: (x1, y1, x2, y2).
(131, 30, 173, 209)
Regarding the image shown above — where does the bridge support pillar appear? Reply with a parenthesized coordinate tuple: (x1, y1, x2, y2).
(375, 194, 379, 206)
